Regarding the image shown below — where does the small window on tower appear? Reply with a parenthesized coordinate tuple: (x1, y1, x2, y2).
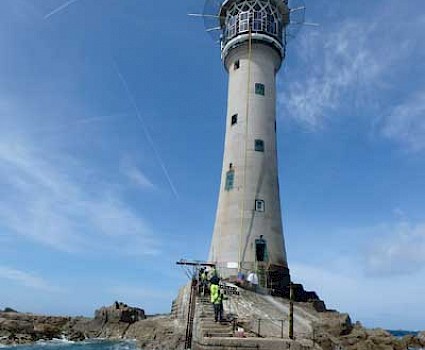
(255, 139, 264, 152)
(225, 165, 235, 191)
(231, 114, 238, 126)
(255, 83, 265, 96)
(255, 199, 265, 212)
(234, 60, 240, 70)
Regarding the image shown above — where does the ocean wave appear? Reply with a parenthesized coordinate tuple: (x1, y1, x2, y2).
(109, 340, 138, 350)
(35, 337, 76, 347)
(0, 339, 139, 350)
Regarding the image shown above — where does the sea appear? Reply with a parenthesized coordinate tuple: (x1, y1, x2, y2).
(0, 339, 139, 350)
(0, 332, 420, 350)
(388, 330, 419, 338)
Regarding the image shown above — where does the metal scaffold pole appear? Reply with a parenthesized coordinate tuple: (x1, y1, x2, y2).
(289, 282, 294, 340)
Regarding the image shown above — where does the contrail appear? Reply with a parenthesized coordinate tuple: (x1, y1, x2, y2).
(29, 114, 125, 135)
(44, 0, 80, 20)
(113, 60, 179, 199)
(73, 114, 123, 125)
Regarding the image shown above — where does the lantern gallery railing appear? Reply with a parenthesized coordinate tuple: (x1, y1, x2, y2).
(221, 0, 289, 46)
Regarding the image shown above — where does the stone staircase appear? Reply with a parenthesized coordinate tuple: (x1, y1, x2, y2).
(191, 293, 316, 350)
(197, 296, 235, 338)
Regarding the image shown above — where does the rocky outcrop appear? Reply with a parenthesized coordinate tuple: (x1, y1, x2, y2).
(399, 331, 425, 349)
(0, 312, 70, 345)
(1, 308, 18, 313)
(126, 316, 185, 350)
(95, 301, 145, 324)
(0, 301, 147, 346)
(0, 301, 185, 349)
(93, 301, 146, 339)
(312, 323, 425, 350)
(314, 311, 353, 337)
(338, 326, 400, 350)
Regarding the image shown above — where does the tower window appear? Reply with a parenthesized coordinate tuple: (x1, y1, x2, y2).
(255, 139, 264, 152)
(255, 83, 265, 96)
(231, 114, 238, 126)
(255, 199, 265, 212)
(225, 167, 235, 191)
(234, 60, 240, 70)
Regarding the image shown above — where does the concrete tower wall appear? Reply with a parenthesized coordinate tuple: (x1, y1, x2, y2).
(209, 41, 289, 284)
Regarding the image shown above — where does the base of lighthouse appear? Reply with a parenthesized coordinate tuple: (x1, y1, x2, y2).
(210, 263, 290, 296)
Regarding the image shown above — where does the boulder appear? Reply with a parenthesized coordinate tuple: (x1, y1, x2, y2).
(401, 333, 425, 349)
(311, 299, 327, 313)
(337, 325, 406, 350)
(318, 312, 353, 337)
(3, 308, 18, 313)
(125, 316, 185, 350)
(95, 301, 145, 325)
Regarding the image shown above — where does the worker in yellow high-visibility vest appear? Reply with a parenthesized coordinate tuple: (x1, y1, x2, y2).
(210, 280, 223, 322)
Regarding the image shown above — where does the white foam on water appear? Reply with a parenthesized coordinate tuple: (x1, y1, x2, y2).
(35, 339, 75, 347)
(109, 339, 138, 350)
(0, 338, 139, 350)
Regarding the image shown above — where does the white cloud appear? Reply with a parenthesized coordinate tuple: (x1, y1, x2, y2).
(120, 157, 154, 189)
(289, 215, 425, 329)
(363, 221, 425, 275)
(0, 266, 61, 292)
(279, 2, 423, 137)
(279, 20, 386, 129)
(0, 139, 161, 256)
(291, 261, 425, 329)
(379, 92, 425, 151)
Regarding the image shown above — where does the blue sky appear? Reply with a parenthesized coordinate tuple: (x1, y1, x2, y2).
(0, 0, 424, 331)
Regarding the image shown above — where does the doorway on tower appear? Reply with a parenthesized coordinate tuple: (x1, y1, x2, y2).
(254, 235, 269, 288)
(255, 235, 267, 262)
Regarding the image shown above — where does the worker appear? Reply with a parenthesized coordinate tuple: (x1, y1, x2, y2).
(210, 279, 223, 322)
(210, 266, 218, 278)
(247, 271, 259, 292)
(199, 268, 208, 296)
(209, 266, 220, 286)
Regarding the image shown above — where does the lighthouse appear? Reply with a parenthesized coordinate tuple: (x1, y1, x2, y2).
(208, 0, 291, 293)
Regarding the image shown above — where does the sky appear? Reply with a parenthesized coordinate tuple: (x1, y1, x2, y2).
(0, 0, 424, 331)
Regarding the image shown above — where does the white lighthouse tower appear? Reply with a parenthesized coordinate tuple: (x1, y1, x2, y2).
(208, 0, 293, 293)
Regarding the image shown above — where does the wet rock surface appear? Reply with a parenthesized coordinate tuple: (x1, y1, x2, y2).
(0, 299, 185, 349)
(313, 323, 425, 350)
(0, 312, 71, 345)
(125, 316, 185, 350)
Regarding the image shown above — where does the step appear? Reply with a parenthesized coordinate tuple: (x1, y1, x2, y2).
(200, 326, 234, 332)
(201, 328, 234, 334)
(200, 321, 233, 326)
(204, 332, 234, 338)
(201, 322, 233, 326)
(200, 323, 233, 329)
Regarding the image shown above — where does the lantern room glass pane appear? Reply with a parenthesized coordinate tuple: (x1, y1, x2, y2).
(239, 11, 250, 32)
